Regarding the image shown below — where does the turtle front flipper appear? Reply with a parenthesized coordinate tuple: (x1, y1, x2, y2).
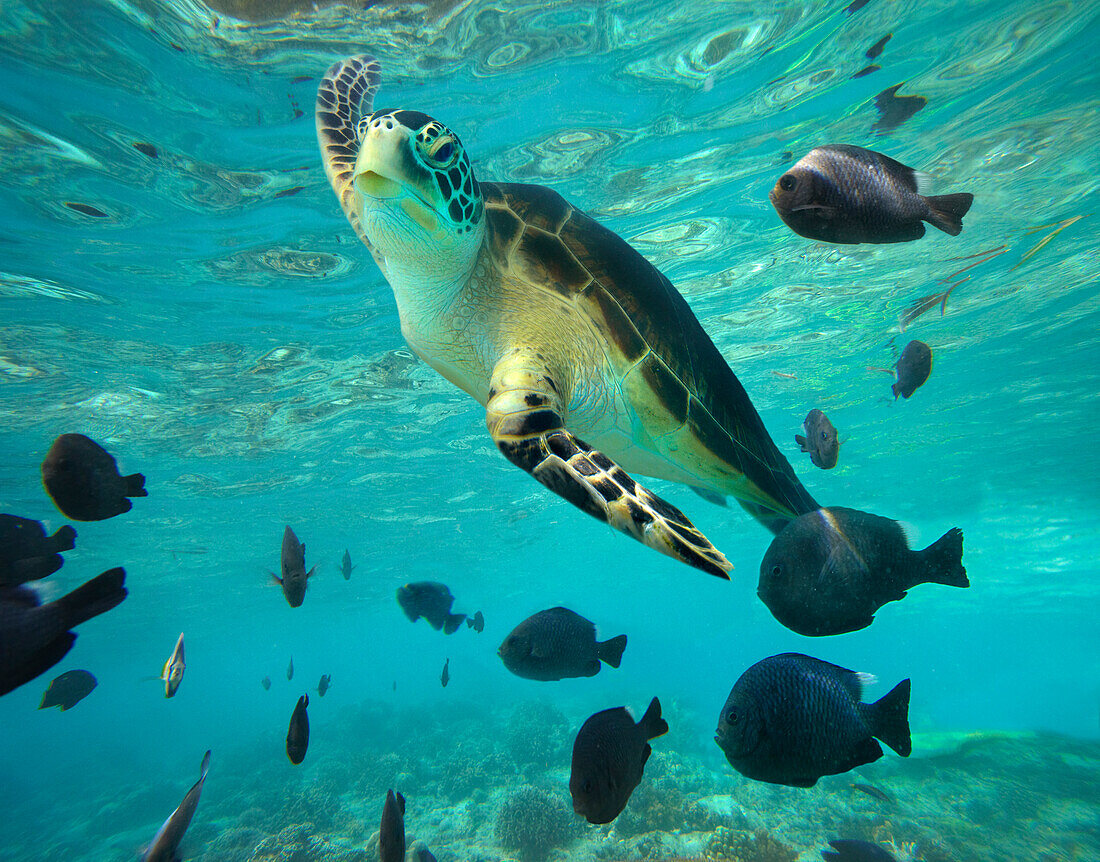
(486, 354, 731, 579)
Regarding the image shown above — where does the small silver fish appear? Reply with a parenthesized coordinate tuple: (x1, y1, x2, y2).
(795, 409, 839, 469)
(161, 633, 185, 698)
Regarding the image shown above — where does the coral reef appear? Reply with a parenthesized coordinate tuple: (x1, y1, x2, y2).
(704, 827, 797, 862)
(495, 784, 576, 861)
(503, 701, 571, 772)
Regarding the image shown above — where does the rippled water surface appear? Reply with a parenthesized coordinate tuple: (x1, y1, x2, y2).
(0, 1, 1097, 860)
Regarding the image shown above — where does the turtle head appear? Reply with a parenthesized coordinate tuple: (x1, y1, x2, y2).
(352, 109, 485, 279)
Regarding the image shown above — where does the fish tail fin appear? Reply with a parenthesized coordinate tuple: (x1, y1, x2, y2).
(918, 527, 968, 587)
(867, 678, 911, 756)
(924, 192, 974, 236)
(638, 696, 669, 740)
(53, 524, 77, 551)
(597, 634, 628, 669)
(122, 472, 147, 497)
(794, 434, 808, 452)
(57, 567, 127, 629)
(443, 613, 465, 635)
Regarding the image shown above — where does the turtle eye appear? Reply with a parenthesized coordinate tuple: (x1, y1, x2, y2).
(427, 135, 457, 164)
(779, 173, 797, 192)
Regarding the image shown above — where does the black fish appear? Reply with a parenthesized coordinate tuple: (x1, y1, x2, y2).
(0, 515, 76, 586)
(261, 676, 271, 690)
(286, 694, 309, 764)
(570, 697, 668, 824)
(440, 658, 449, 688)
(0, 567, 127, 696)
(142, 750, 211, 862)
(466, 609, 484, 633)
(286, 656, 294, 680)
(845, 0, 872, 12)
(39, 669, 97, 710)
(41, 434, 147, 521)
(380, 789, 406, 862)
(396, 581, 467, 634)
(893, 340, 932, 398)
(770, 145, 973, 244)
(339, 548, 355, 580)
(317, 673, 331, 697)
(758, 507, 967, 636)
(866, 34, 891, 60)
(715, 653, 910, 787)
(273, 526, 314, 608)
(499, 607, 627, 681)
(851, 782, 892, 802)
(795, 409, 839, 470)
(823, 838, 898, 861)
(873, 83, 927, 133)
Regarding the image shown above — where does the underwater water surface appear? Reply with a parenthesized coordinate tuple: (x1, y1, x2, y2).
(0, 0, 1098, 860)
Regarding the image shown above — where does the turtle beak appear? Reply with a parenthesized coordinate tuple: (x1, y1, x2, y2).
(352, 122, 407, 199)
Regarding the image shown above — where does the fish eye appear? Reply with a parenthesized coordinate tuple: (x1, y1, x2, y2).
(727, 709, 740, 725)
(771, 565, 781, 577)
(821, 431, 829, 440)
(779, 173, 797, 192)
(583, 779, 592, 794)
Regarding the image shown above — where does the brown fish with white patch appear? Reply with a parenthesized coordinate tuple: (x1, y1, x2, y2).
(770, 145, 973, 244)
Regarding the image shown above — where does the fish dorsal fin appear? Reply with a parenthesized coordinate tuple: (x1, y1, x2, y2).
(397, 791, 406, 815)
(199, 749, 212, 779)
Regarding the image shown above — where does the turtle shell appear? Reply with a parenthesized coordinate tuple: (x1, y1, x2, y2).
(480, 180, 818, 530)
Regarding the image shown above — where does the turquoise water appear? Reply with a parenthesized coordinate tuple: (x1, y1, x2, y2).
(1, 1, 1097, 860)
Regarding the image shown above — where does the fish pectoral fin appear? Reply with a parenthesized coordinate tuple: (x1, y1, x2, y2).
(485, 352, 731, 579)
(269, 571, 283, 586)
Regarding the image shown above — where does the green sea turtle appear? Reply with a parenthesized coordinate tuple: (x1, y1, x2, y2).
(316, 55, 819, 578)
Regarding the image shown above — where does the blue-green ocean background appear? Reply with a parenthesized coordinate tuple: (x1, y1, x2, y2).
(0, 1, 1097, 860)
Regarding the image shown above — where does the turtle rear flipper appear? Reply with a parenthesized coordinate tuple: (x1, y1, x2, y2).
(486, 353, 730, 579)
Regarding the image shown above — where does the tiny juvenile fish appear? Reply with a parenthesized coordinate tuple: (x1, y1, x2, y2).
(261, 676, 271, 691)
(770, 145, 973, 244)
(287, 656, 294, 681)
(380, 789, 406, 862)
(273, 526, 314, 608)
(0, 567, 127, 696)
(715, 653, 911, 787)
(499, 607, 627, 681)
(466, 610, 484, 633)
(339, 548, 355, 580)
(851, 782, 892, 802)
(39, 669, 97, 711)
(286, 694, 309, 765)
(317, 673, 331, 697)
(142, 750, 211, 862)
(161, 633, 185, 698)
(0, 514, 76, 586)
(570, 697, 668, 824)
(795, 409, 839, 470)
(823, 838, 899, 861)
(41, 434, 147, 521)
(440, 658, 449, 688)
(396, 581, 469, 634)
(892, 340, 932, 399)
(758, 507, 967, 636)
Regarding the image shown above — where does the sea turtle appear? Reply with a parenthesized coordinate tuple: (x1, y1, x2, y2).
(316, 56, 819, 578)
